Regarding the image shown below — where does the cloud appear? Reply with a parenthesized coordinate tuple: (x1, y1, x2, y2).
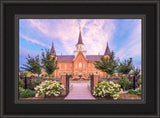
(19, 48, 35, 57)
(20, 33, 50, 48)
(20, 19, 141, 68)
(26, 19, 116, 55)
(116, 20, 141, 61)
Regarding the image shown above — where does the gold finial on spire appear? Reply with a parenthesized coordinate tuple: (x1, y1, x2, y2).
(79, 26, 81, 32)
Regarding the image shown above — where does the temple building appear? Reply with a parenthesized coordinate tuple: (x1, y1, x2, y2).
(49, 27, 111, 78)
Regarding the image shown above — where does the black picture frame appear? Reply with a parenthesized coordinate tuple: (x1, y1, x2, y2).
(0, 0, 160, 118)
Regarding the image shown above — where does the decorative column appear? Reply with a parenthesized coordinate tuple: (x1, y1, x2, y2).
(61, 74, 67, 95)
(93, 74, 99, 87)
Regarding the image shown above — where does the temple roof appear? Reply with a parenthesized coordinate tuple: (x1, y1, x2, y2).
(57, 55, 74, 61)
(76, 27, 84, 45)
(57, 55, 103, 62)
(104, 42, 111, 55)
(50, 42, 56, 55)
(86, 55, 103, 61)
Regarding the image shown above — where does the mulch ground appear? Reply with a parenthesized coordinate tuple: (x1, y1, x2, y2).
(94, 93, 141, 100)
(19, 96, 65, 100)
(119, 93, 141, 100)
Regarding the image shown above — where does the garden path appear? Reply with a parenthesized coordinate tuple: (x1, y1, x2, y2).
(64, 82, 95, 100)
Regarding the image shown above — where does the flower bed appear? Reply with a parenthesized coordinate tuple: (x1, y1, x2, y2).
(34, 80, 64, 98)
(93, 80, 123, 100)
(72, 77, 91, 81)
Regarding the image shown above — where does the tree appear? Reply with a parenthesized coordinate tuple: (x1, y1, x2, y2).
(21, 55, 42, 77)
(117, 58, 133, 75)
(41, 49, 58, 78)
(94, 51, 118, 76)
(132, 66, 140, 76)
(117, 76, 131, 91)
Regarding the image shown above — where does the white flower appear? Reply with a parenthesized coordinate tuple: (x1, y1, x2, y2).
(120, 89, 123, 93)
(35, 93, 39, 97)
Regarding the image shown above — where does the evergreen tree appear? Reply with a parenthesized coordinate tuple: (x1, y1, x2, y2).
(94, 51, 118, 76)
(21, 55, 42, 77)
(117, 58, 133, 75)
(41, 49, 58, 78)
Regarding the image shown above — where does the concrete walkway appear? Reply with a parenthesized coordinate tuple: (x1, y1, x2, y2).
(64, 82, 95, 100)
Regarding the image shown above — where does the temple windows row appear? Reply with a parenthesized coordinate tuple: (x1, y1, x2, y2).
(58, 63, 96, 70)
(59, 64, 72, 69)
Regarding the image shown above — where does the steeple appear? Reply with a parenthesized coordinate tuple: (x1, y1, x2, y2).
(76, 26, 84, 45)
(50, 41, 56, 55)
(104, 41, 111, 55)
(74, 26, 86, 58)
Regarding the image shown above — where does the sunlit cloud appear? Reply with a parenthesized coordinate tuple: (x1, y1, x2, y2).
(19, 19, 141, 68)
(26, 19, 116, 55)
(20, 33, 50, 48)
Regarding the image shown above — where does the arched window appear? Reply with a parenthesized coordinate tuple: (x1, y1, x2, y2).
(88, 64, 90, 69)
(65, 64, 67, 70)
(59, 64, 61, 69)
(79, 62, 82, 69)
(83, 64, 85, 69)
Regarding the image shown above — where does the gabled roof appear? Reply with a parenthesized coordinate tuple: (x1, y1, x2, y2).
(86, 55, 103, 61)
(50, 42, 56, 55)
(76, 27, 84, 45)
(104, 42, 111, 55)
(56, 55, 103, 62)
(57, 55, 74, 61)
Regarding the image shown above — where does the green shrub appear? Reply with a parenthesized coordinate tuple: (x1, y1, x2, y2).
(19, 89, 35, 98)
(45, 74, 49, 77)
(51, 75, 54, 77)
(69, 74, 72, 78)
(79, 75, 82, 78)
(98, 80, 102, 83)
(127, 89, 141, 95)
(19, 87, 23, 93)
(138, 78, 141, 85)
(138, 84, 142, 92)
(19, 79, 23, 87)
(30, 75, 35, 77)
(27, 81, 34, 90)
(117, 76, 131, 91)
(20, 72, 28, 77)
(111, 73, 116, 77)
(27, 78, 42, 90)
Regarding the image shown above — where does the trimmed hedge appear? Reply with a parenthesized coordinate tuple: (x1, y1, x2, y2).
(19, 89, 35, 98)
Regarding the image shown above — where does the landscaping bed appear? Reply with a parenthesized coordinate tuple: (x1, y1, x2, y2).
(19, 96, 65, 100)
(95, 95, 113, 100)
(119, 93, 141, 100)
(70, 80, 90, 83)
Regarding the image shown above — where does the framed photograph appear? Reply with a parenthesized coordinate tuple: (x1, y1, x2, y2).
(0, 0, 159, 118)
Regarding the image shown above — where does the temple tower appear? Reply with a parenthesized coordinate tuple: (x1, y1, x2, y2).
(74, 26, 87, 58)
